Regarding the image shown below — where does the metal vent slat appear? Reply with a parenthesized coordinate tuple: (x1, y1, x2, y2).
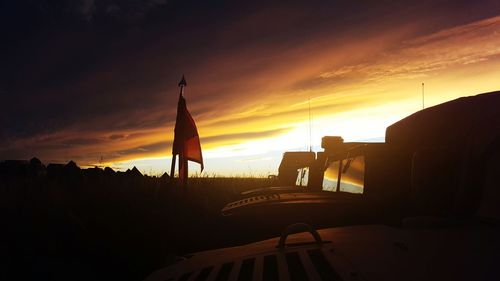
(299, 250, 321, 281)
(162, 245, 344, 281)
(237, 258, 255, 281)
(253, 256, 263, 281)
(178, 271, 193, 281)
(195, 266, 214, 281)
(214, 262, 234, 281)
(285, 252, 308, 281)
(228, 260, 242, 281)
(263, 255, 279, 281)
(277, 253, 290, 281)
(206, 264, 221, 281)
(307, 249, 343, 281)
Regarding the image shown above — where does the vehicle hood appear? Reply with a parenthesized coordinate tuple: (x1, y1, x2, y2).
(145, 224, 500, 281)
(222, 191, 361, 216)
(240, 186, 306, 196)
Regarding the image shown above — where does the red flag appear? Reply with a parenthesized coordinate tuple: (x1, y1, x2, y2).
(172, 93, 204, 172)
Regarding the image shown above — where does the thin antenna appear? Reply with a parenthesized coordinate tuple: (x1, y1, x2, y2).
(422, 82, 425, 109)
(308, 98, 312, 152)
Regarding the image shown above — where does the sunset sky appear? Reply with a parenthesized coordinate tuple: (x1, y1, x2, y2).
(2, 0, 500, 176)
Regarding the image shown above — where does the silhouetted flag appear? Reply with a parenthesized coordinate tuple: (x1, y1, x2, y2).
(172, 89, 204, 173)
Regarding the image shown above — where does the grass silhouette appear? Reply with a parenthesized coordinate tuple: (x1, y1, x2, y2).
(1, 161, 275, 281)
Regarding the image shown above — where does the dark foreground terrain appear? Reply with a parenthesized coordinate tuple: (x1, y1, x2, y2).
(1, 159, 274, 281)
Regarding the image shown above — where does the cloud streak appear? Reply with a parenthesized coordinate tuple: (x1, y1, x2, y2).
(317, 16, 500, 84)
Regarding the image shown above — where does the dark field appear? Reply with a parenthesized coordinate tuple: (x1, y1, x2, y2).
(1, 162, 276, 281)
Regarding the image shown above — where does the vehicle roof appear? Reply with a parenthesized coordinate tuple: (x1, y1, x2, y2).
(386, 91, 500, 148)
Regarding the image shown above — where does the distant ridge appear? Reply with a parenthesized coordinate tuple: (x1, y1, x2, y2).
(0, 157, 167, 180)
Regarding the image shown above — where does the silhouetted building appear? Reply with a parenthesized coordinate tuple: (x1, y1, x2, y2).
(29, 157, 42, 166)
(29, 157, 46, 178)
(0, 160, 23, 180)
(63, 160, 82, 181)
(104, 167, 116, 176)
(83, 166, 104, 180)
(127, 166, 143, 177)
(0, 159, 46, 180)
(160, 172, 170, 180)
(47, 163, 65, 179)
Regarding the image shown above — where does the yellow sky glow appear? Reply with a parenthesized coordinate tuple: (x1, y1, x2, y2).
(65, 16, 500, 175)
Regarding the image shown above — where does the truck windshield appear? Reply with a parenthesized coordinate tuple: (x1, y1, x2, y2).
(295, 167, 309, 187)
(322, 161, 340, 191)
(322, 156, 365, 193)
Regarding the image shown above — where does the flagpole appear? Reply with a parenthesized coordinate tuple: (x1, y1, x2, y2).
(178, 76, 189, 188)
(169, 154, 176, 183)
(182, 155, 188, 188)
(170, 76, 187, 184)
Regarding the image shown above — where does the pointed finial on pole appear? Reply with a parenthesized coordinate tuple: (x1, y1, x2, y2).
(178, 75, 187, 97)
(178, 75, 187, 87)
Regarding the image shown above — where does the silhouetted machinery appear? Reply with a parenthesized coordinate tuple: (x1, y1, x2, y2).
(221, 135, 396, 236)
(239, 137, 368, 197)
(145, 91, 500, 281)
(239, 135, 386, 196)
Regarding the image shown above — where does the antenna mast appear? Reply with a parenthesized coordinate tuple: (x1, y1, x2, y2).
(422, 82, 425, 109)
(308, 98, 312, 152)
